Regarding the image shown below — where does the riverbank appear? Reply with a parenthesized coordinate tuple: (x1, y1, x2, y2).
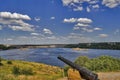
(0, 59, 63, 80)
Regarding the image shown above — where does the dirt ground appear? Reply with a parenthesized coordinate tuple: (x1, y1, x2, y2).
(98, 72, 120, 80)
(57, 72, 120, 80)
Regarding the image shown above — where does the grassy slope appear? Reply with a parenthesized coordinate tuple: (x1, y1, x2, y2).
(0, 60, 63, 80)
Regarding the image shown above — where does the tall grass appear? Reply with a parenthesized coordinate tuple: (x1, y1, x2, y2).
(0, 59, 63, 80)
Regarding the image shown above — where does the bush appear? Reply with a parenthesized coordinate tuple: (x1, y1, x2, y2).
(12, 66, 33, 75)
(12, 66, 20, 75)
(63, 66, 70, 76)
(0, 62, 3, 66)
(74, 56, 120, 72)
(21, 67, 33, 75)
(7, 60, 12, 64)
(0, 57, 3, 66)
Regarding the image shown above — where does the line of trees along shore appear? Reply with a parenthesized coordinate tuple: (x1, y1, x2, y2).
(64, 42, 120, 50)
(0, 42, 120, 50)
(0, 45, 16, 50)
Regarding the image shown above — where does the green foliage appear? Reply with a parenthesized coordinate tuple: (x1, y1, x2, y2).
(0, 45, 16, 50)
(74, 56, 120, 72)
(7, 60, 12, 64)
(12, 66, 20, 75)
(0, 62, 3, 66)
(0, 56, 3, 66)
(75, 56, 89, 66)
(12, 66, 33, 75)
(63, 66, 70, 76)
(20, 67, 33, 75)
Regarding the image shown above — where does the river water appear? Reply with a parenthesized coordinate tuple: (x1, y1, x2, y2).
(0, 48, 120, 67)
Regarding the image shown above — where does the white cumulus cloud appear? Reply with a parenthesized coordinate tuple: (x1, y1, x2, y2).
(77, 18, 93, 23)
(0, 12, 34, 32)
(94, 27, 102, 30)
(50, 17, 55, 20)
(0, 12, 31, 20)
(8, 25, 34, 31)
(64, 18, 92, 23)
(82, 28, 94, 32)
(102, 0, 120, 8)
(75, 23, 89, 27)
(31, 33, 39, 36)
(99, 34, 108, 38)
(64, 18, 77, 23)
(86, 7, 91, 12)
(34, 17, 40, 21)
(63, 17, 103, 33)
(61, 0, 120, 12)
(43, 28, 53, 34)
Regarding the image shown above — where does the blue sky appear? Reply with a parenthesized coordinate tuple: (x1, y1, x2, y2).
(0, 0, 120, 44)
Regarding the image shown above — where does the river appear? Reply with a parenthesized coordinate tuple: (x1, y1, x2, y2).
(0, 48, 120, 67)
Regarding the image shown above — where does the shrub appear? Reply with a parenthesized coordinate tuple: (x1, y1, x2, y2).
(12, 66, 33, 75)
(74, 56, 120, 72)
(0, 62, 3, 66)
(21, 67, 33, 75)
(12, 66, 20, 75)
(7, 60, 12, 64)
(0, 57, 3, 66)
(63, 66, 70, 76)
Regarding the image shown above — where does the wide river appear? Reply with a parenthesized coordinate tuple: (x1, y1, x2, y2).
(0, 48, 120, 67)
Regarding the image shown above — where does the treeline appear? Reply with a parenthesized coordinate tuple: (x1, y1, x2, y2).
(64, 42, 120, 50)
(64, 56, 120, 73)
(0, 45, 16, 50)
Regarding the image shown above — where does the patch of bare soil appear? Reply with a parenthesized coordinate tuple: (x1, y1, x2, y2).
(98, 72, 120, 80)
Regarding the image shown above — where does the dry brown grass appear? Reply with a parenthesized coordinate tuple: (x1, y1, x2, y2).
(0, 60, 63, 80)
(67, 68, 120, 80)
(67, 68, 82, 80)
(98, 72, 120, 80)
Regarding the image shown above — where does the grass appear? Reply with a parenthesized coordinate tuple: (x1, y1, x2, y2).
(0, 59, 63, 80)
(67, 68, 82, 80)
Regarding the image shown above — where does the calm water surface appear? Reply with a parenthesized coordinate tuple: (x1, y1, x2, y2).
(0, 48, 120, 67)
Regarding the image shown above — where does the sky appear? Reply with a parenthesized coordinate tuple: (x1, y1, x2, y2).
(0, 0, 120, 44)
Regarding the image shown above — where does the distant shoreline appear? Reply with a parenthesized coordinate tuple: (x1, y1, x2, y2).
(64, 42, 120, 50)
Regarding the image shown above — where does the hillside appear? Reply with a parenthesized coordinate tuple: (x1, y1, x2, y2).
(0, 59, 63, 80)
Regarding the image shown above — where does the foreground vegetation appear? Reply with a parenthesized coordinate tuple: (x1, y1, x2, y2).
(64, 56, 120, 74)
(75, 56, 120, 72)
(63, 56, 120, 80)
(0, 58, 63, 80)
(65, 42, 120, 50)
